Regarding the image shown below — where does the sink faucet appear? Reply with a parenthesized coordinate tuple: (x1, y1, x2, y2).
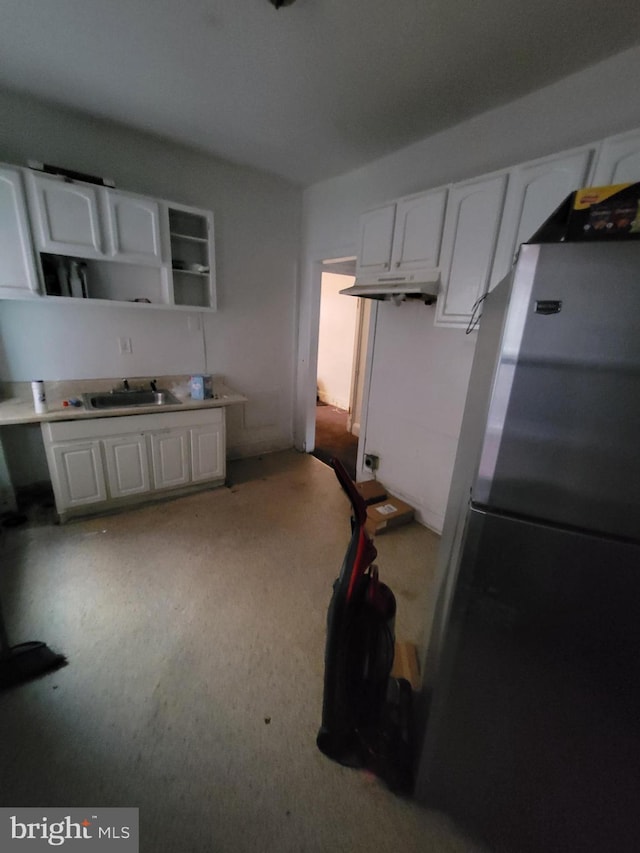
(122, 379, 130, 391)
(150, 379, 157, 392)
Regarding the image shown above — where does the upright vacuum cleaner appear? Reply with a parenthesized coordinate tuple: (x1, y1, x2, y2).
(317, 458, 412, 792)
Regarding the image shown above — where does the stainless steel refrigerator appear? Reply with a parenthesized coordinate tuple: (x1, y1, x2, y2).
(413, 240, 640, 853)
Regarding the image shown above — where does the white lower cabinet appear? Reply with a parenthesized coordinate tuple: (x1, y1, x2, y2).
(191, 423, 224, 482)
(50, 441, 108, 508)
(149, 429, 190, 490)
(103, 434, 151, 498)
(42, 408, 225, 520)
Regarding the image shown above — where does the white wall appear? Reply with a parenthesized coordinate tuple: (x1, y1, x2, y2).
(299, 45, 640, 532)
(0, 87, 302, 462)
(316, 273, 357, 409)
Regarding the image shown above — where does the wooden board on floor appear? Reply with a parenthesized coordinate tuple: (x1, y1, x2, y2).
(391, 641, 421, 690)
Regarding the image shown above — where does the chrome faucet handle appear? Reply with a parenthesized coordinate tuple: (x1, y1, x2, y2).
(122, 379, 130, 391)
(150, 379, 157, 392)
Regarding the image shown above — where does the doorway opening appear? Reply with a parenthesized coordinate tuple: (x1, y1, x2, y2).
(312, 258, 370, 480)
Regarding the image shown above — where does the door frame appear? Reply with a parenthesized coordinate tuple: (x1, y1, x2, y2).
(346, 297, 370, 435)
(294, 251, 378, 480)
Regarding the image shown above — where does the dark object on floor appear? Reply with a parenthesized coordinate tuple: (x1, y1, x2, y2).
(1, 511, 28, 528)
(312, 404, 357, 480)
(0, 597, 68, 689)
(316, 457, 413, 793)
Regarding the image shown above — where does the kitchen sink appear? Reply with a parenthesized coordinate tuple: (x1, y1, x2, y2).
(82, 389, 181, 410)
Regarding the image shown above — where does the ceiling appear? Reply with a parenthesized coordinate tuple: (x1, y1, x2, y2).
(1, 0, 639, 186)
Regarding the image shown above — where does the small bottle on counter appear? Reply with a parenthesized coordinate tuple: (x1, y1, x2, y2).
(31, 380, 47, 414)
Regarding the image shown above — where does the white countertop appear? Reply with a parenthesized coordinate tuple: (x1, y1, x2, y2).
(0, 379, 247, 426)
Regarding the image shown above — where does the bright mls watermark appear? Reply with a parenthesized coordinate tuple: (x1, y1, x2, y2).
(0, 808, 138, 851)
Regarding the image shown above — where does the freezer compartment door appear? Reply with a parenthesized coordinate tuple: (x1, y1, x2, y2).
(415, 507, 640, 853)
(475, 242, 640, 540)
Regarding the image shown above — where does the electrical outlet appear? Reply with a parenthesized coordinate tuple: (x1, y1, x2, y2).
(118, 337, 132, 354)
(364, 453, 379, 471)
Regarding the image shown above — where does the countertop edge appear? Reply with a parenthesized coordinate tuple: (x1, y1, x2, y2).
(0, 393, 247, 427)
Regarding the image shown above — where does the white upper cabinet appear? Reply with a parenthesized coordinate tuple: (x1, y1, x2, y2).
(13, 165, 216, 310)
(28, 172, 104, 258)
(390, 188, 448, 273)
(356, 189, 447, 279)
(167, 204, 216, 310)
(435, 173, 507, 328)
(0, 165, 40, 298)
(356, 204, 396, 275)
(104, 191, 162, 266)
(591, 128, 640, 185)
(29, 173, 164, 267)
(351, 130, 638, 331)
(489, 147, 594, 290)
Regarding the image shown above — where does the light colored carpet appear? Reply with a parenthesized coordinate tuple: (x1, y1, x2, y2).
(0, 450, 482, 852)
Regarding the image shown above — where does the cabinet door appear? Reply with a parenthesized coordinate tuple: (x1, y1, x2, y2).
(29, 173, 104, 258)
(190, 421, 225, 483)
(390, 187, 448, 272)
(50, 441, 107, 510)
(435, 173, 507, 328)
(103, 434, 151, 498)
(355, 204, 396, 275)
(105, 191, 162, 266)
(591, 128, 640, 185)
(149, 429, 190, 490)
(490, 148, 594, 290)
(168, 205, 216, 309)
(0, 165, 40, 297)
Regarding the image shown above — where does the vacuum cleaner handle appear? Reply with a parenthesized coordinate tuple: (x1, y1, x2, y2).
(0, 596, 11, 659)
(331, 457, 367, 527)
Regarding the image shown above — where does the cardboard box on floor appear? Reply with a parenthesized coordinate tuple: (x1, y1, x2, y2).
(365, 493, 414, 536)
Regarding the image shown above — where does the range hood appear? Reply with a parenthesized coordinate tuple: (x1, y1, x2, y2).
(339, 267, 440, 304)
